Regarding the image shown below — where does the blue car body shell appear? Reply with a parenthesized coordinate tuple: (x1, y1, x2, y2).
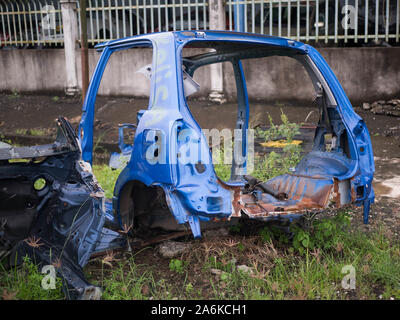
(79, 31, 375, 238)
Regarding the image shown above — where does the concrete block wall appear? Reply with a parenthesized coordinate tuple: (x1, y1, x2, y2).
(0, 47, 399, 104)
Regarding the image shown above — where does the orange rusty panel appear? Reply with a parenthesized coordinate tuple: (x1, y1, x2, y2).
(263, 174, 333, 207)
(219, 174, 335, 219)
(216, 179, 244, 217)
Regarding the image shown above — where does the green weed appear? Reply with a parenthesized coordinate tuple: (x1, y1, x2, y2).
(9, 89, 20, 99)
(92, 164, 122, 198)
(0, 256, 64, 300)
(15, 129, 27, 135)
(15, 128, 46, 136)
(29, 129, 46, 136)
(255, 110, 301, 143)
(169, 259, 187, 274)
(89, 256, 161, 300)
(214, 110, 303, 182)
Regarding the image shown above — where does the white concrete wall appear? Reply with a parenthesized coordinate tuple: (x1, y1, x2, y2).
(0, 49, 66, 92)
(0, 47, 399, 103)
(80, 48, 153, 97)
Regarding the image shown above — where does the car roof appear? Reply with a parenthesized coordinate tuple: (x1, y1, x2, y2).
(95, 30, 309, 53)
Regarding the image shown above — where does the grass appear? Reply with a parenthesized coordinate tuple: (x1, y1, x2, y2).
(92, 164, 122, 198)
(1, 111, 399, 300)
(0, 256, 64, 300)
(29, 129, 47, 136)
(87, 213, 399, 300)
(214, 110, 303, 182)
(15, 128, 47, 136)
(15, 129, 27, 135)
(92, 256, 162, 300)
(179, 215, 400, 300)
(213, 147, 232, 181)
(8, 89, 20, 99)
(0, 133, 12, 145)
(1, 205, 399, 300)
(86, 209, 400, 301)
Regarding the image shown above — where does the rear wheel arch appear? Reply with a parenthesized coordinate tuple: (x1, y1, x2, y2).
(117, 180, 171, 229)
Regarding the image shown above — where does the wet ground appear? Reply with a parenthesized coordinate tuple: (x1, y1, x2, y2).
(1, 93, 400, 300)
(1, 92, 399, 213)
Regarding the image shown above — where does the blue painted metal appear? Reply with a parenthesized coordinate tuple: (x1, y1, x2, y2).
(79, 31, 375, 239)
(363, 199, 371, 224)
(109, 123, 136, 170)
(230, 59, 249, 181)
(0, 117, 127, 299)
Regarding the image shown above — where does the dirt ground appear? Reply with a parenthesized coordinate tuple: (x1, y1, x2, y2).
(0, 93, 399, 149)
(1, 92, 399, 220)
(1, 92, 399, 179)
(1, 92, 400, 193)
(1, 93, 400, 298)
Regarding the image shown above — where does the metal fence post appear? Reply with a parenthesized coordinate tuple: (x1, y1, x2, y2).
(79, 0, 89, 102)
(61, 0, 79, 96)
(208, 0, 226, 103)
(233, 0, 245, 32)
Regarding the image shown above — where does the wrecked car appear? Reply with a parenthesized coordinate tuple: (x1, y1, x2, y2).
(0, 118, 126, 299)
(0, 30, 374, 299)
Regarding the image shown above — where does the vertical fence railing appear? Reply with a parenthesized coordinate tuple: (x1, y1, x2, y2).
(226, 0, 400, 43)
(0, 0, 63, 48)
(78, 0, 208, 44)
(1, 0, 399, 47)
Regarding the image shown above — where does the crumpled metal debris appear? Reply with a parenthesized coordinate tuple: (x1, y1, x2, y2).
(0, 118, 126, 299)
